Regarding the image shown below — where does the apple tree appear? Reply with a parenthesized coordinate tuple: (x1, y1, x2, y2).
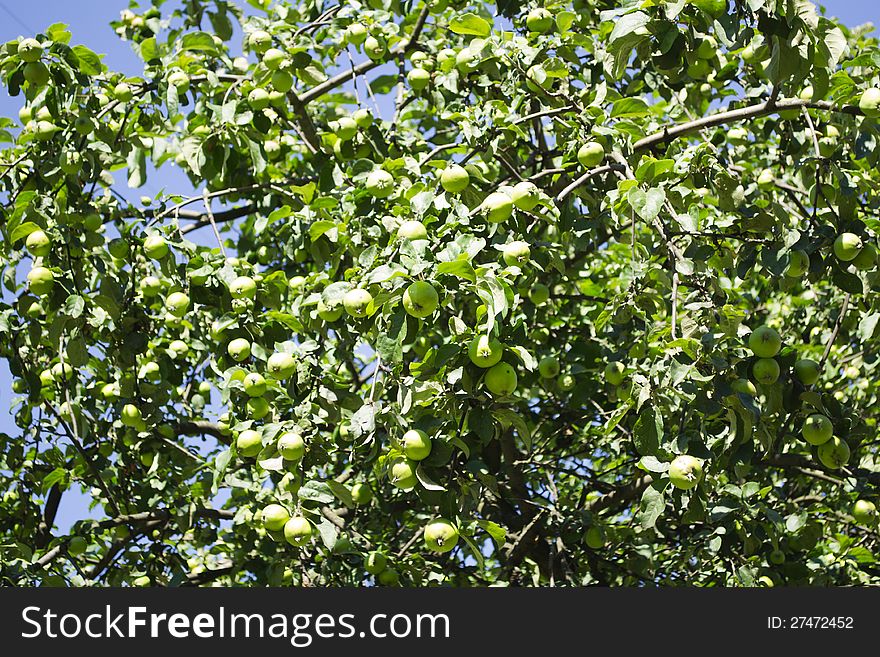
(1, 0, 880, 587)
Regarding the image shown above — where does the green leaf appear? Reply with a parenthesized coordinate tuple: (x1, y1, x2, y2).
(492, 408, 531, 450)
(628, 187, 666, 222)
(611, 97, 650, 118)
(415, 464, 445, 491)
(475, 519, 507, 548)
(376, 312, 407, 363)
(297, 480, 335, 504)
(180, 31, 217, 53)
(633, 407, 661, 456)
(449, 13, 492, 37)
(637, 485, 665, 529)
(138, 38, 159, 63)
(326, 480, 354, 508)
(10, 221, 41, 243)
(71, 45, 103, 75)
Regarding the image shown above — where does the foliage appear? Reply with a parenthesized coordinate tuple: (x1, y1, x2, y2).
(1, 0, 880, 587)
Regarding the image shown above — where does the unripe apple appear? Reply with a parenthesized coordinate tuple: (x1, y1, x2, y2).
(114, 82, 134, 102)
(817, 436, 850, 469)
(121, 404, 142, 428)
(139, 361, 161, 384)
(164, 291, 190, 317)
(752, 357, 780, 385)
(585, 526, 606, 549)
(243, 372, 267, 397)
(52, 362, 73, 381)
(236, 429, 262, 457)
(525, 8, 553, 33)
(248, 30, 272, 54)
(27, 266, 54, 295)
(377, 567, 400, 585)
(59, 150, 82, 175)
(143, 235, 169, 259)
(833, 233, 862, 262)
(24, 61, 50, 86)
(229, 275, 257, 299)
(351, 483, 373, 505)
(317, 299, 343, 322)
(140, 276, 161, 296)
(668, 454, 703, 490)
(468, 334, 504, 368)
(484, 362, 518, 396)
(248, 88, 270, 110)
(604, 361, 625, 386)
(859, 87, 880, 118)
(334, 116, 359, 141)
(440, 164, 469, 193)
(364, 35, 386, 61)
(756, 168, 774, 189)
(423, 518, 459, 553)
(74, 115, 94, 135)
(100, 382, 120, 401)
(853, 500, 877, 525)
(437, 48, 456, 72)
(168, 340, 189, 358)
(365, 168, 394, 198)
(794, 358, 820, 385)
(168, 70, 189, 92)
(397, 220, 427, 240)
(402, 429, 432, 461)
(785, 250, 809, 277)
(731, 378, 757, 396)
(852, 243, 877, 271)
(17, 38, 43, 62)
(403, 281, 439, 318)
(67, 536, 87, 556)
(407, 67, 431, 90)
(557, 373, 576, 391)
(247, 397, 269, 419)
(802, 413, 833, 445)
(389, 459, 417, 489)
(262, 47, 286, 70)
(529, 283, 550, 305)
(748, 326, 781, 358)
(283, 516, 312, 546)
(343, 288, 373, 317)
(262, 504, 290, 532)
(483, 191, 513, 223)
(510, 180, 540, 210)
(278, 431, 305, 462)
(577, 141, 605, 168)
(352, 107, 373, 128)
(502, 240, 531, 267)
(538, 356, 560, 379)
(26, 229, 51, 257)
(364, 550, 387, 574)
(345, 22, 368, 46)
(227, 338, 252, 362)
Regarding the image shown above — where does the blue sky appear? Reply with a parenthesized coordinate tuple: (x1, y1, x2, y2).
(0, 0, 877, 533)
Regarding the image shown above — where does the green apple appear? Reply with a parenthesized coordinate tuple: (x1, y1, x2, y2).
(52, 362, 73, 381)
(785, 250, 810, 277)
(853, 499, 877, 525)
(343, 288, 373, 317)
(794, 358, 820, 385)
(468, 334, 504, 368)
(114, 82, 134, 102)
(67, 536, 87, 556)
(585, 526, 606, 549)
(833, 233, 862, 262)
(248, 30, 272, 53)
(283, 516, 312, 546)
(164, 291, 190, 317)
(364, 35, 386, 61)
(852, 243, 877, 271)
(243, 372, 267, 397)
(266, 351, 296, 381)
(756, 168, 775, 189)
(538, 356, 561, 379)
(17, 38, 43, 62)
(248, 88, 270, 110)
(403, 281, 439, 318)
(423, 518, 459, 553)
(139, 361, 161, 383)
(437, 48, 456, 73)
(352, 108, 373, 128)
(408, 67, 431, 90)
(529, 283, 550, 305)
(317, 299, 343, 322)
(402, 429, 432, 461)
(24, 61, 50, 86)
(731, 378, 757, 396)
(748, 326, 782, 358)
(229, 275, 257, 299)
(377, 568, 399, 585)
(859, 87, 880, 118)
(557, 373, 576, 391)
(510, 180, 540, 210)
(278, 431, 305, 461)
(577, 141, 605, 168)
(74, 115, 94, 135)
(168, 340, 189, 358)
(752, 357, 780, 385)
(502, 240, 531, 266)
(334, 116, 359, 141)
(484, 362, 518, 396)
(100, 382, 120, 401)
(108, 238, 129, 259)
(351, 483, 373, 505)
(236, 429, 262, 457)
(168, 70, 189, 92)
(247, 397, 269, 419)
(397, 220, 427, 240)
(802, 413, 833, 445)
(227, 338, 252, 362)
(604, 361, 625, 386)
(121, 404, 142, 428)
(365, 550, 387, 574)
(366, 169, 394, 198)
(262, 47, 286, 70)
(817, 436, 850, 469)
(262, 504, 290, 531)
(27, 266, 54, 295)
(59, 150, 82, 175)
(140, 276, 161, 296)
(526, 9, 553, 33)
(668, 454, 704, 490)
(143, 235, 169, 259)
(440, 164, 469, 193)
(26, 229, 51, 257)
(345, 23, 368, 46)
(483, 191, 513, 223)
(389, 459, 417, 489)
